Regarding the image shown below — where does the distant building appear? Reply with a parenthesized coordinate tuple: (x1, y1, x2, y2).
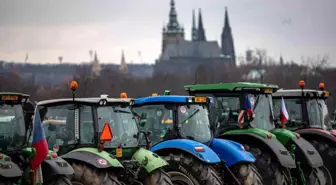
(91, 51, 101, 77)
(119, 50, 129, 74)
(155, 0, 236, 75)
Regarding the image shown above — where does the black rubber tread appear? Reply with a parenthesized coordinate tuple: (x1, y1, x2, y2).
(306, 166, 332, 185)
(161, 152, 223, 185)
(47, 175, 72, 185)
(247, 145, 289, 185)
(71, 162, 123, 185)
(230, 163, 263, 185)
(143, 168, 174, 185)
(310, 140, 336, 185)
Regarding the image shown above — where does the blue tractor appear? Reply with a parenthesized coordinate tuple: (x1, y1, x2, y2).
(132, 93, 263, 185)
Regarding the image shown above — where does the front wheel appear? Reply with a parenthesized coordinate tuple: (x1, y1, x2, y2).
(161, 152, 223, 185)
(143, 169, 173, 185)
(229, 163, 263, 185)
(47, 175, 72, 185)
(70, 162, 123, 185)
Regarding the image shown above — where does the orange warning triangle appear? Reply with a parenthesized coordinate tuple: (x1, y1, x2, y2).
(100, 123, 113, 142)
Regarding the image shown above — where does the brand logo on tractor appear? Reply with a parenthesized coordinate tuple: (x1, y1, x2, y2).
(97, 159, 108, 166)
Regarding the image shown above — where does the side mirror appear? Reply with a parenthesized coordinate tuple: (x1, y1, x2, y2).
(138, 119, 147, 127)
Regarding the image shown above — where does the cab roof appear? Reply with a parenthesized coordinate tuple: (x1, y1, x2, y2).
(273, 89, 326, 98)
(185, 82, 278, 92)
(135, 95, 195, 105)
(37, 97, 133, 106)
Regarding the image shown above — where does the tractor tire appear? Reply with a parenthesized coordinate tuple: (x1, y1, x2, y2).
(143, 168, 173, 185)
(70, 162, 123, 185)
(310, 140, 336, 185)
(306, 166, 332, 185)
(46, 175, 72, 185)
(247, 146, 290, 185)
(161, 152, 223, 185)
(230, 163, 263, 185)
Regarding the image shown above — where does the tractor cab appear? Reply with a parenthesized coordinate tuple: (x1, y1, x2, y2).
(0, 93, 33, 151)
(272, 81, 334, 132)
(132, 94, 213, 145)
(37, 93, 138, 158)
(185, 82, 279, 134)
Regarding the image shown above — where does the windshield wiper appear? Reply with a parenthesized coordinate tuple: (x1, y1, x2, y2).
(179, 109, 199, 125)
(113, 109, 132, 114)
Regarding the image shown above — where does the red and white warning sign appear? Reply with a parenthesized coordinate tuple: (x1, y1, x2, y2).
(238, 110, 245, 123)
(97, 159, 108, 166)
(180, 106, 187, 114)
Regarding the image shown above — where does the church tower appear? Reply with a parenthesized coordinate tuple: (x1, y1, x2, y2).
(221, 7, 236, 66)
(119, 50, 128, 74)
(91, 51, 101, 77)
(161, 0, 185, 53)
(197, 9, 206, 41)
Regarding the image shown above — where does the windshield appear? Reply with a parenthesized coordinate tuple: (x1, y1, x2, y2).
(97, 105, 138, 148)
(273, 98, 323, 128)
(248, 94, 274, 130)
(40, 103, 95, 150)
(133, 104, 212, 144)
(0, 103, 26, 150)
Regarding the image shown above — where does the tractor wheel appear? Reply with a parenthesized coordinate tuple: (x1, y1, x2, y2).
(306, 166, 332, 185)
(247, 146, 290, 185)
(70, 162, 123, 185)
(46, 175, 72, 185)
(310, 140, 336, 185)
(161, 152, 223, 185)
(230, 163, 263, 185)
(143, 168, 173, 185)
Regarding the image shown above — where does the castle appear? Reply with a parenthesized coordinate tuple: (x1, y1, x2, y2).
(154, 0, 236, 75)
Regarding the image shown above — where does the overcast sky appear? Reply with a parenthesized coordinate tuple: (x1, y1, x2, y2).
(0, 0, 335, 65)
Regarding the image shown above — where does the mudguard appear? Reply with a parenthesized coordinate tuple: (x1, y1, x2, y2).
(289, 137, 323, 168)
(132, 148, 168, 173)
(220, 131, 296, 168)
(210, 138, 255, 167)
(151, 139, 221, 164)
(42, 151, 74, 182)
(296, 128, 336, 145)
(0, 154, 21, 178)
(61, 147, 124, 169)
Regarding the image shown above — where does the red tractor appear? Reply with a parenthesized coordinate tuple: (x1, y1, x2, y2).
(272, 81, 336, 185)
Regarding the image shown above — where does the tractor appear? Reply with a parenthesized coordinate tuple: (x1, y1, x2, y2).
(185, 82, 332, 185)
(36, 81, 173, 185)
(272, 81, 336, 184)
(0, 92, 74, 185)
(132, 92, 262, 185)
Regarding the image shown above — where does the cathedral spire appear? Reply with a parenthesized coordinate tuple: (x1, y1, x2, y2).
(167, 0, 181, 32)
(197, 8, 206, 41)
(221, 7, 236, 66)
(91, 51, 101, 77)
(191, 9, 197, 42)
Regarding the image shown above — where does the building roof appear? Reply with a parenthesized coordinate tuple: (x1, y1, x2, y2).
(161, 40, 223, 60)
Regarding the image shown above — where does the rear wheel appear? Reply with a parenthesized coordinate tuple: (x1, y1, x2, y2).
(70, 162, 122, 185)
(310, 140, 336, 185)
(306, 166, 332, 185)
(247, 145, 290, 185)
(47, 175, 72, 185)
(143, 168, 174, 185)
(229, 163, 263, 185)
(161, 152, 223, 185)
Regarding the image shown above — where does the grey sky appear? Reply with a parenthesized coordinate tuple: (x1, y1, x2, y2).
(0, 0, 335, 65)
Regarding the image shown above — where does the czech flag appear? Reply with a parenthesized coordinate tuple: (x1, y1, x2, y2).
(245, 94, 253, 119)
(280, 97, 289, 124)
(31, 108, 49, 170)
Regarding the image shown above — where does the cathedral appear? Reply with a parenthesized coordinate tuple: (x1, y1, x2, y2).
(154, 0, 236, 75)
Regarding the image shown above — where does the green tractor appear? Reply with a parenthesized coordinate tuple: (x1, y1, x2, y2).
(185, 82, 331, 185)
(0, 92, 74, 185)
(36, 81, 173, 185)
